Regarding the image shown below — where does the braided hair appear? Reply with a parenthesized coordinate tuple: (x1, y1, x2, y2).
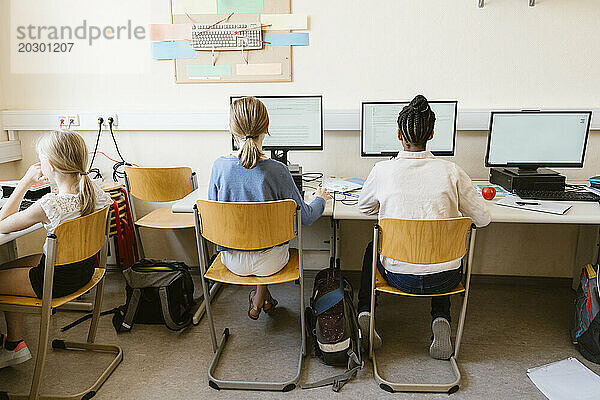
(397, 95, 436, 148)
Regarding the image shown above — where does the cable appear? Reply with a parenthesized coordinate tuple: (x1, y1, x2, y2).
(302, 172, 323, 182)
(108, 117, 131, 182)
(87, 118, 103, 179)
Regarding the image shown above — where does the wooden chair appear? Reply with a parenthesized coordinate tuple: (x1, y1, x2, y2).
(369, 217, 477, 394)
(193, 199, 305, 392)
(0, 206, 123, 400)
(123, 166, 196, 259)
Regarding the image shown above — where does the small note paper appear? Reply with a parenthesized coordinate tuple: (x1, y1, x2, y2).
(172, 0, 217, 14)
(263, 32, 309, 46)
(152, 42, 196, 60)
(260, 14, 308, 31)
(150, 24, 192, 41)
(218, 0, 263, 14)
(527, 358, 600, 400)
(236, 63, 282, 75)
(187, 64, 232, 78)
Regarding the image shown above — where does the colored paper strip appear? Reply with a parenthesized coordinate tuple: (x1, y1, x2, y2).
(187, 64, 232, 77)
(152, 42, 196, 60)
(150, 24, 192, 41)
(173, 0, 217, 14)
(218, 0, 263, 14)
(260, 14, 308, 31)
(236, 63, 282, 75)
(263, 32, 309, 46)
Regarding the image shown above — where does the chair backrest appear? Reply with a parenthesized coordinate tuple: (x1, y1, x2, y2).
(124, 166, 193, 202)
(378, 217, 472, 264)
(196, 199, 297, 251)
(53, 206, 111, 266)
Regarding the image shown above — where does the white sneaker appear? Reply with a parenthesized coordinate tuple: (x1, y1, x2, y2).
(0, 340, 32, 369)
(358, 312, 382, 352)
(430, 317, 453, 360)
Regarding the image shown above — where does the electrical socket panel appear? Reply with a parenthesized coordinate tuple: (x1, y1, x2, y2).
(67, 115, 80, 126)
(58, 115, 80, 128)
(98, 114, 119, 127)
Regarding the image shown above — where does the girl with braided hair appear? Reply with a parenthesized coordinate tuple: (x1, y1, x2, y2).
(356, 95, 491, 359)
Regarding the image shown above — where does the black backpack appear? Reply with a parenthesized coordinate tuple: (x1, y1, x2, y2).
(112, 259, 195, 332)
(571, 263, 600, 363)
(302, 258, 363, 392)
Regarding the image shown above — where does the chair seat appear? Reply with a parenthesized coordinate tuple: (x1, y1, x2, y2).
(375, 268, 465, 297)
(205, 248, 300, 285)
(135, 207, 194, 229)
(0, 268, 105, 309)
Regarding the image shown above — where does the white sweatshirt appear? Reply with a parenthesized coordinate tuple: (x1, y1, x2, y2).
(358, 151, 491, 275)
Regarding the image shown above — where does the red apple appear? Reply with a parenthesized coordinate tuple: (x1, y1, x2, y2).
(481, 186, 496, 200)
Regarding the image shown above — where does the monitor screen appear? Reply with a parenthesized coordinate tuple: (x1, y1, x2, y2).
(230, 95, 323, 150)
(486, 111, 592, 167)
(361, 101, 457, 157)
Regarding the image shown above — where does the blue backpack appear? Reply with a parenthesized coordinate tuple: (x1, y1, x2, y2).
(571, 263, 600, 364)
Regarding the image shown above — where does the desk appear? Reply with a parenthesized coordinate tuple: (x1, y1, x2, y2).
(172, 186, 334, 217)
(332, 181, 600, 286)
(0, 223, 43, 264)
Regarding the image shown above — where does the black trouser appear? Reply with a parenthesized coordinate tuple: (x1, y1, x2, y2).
(357, 242, 462, 322)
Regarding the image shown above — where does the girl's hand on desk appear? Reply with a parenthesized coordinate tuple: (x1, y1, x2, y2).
(316, 187, 332, 201)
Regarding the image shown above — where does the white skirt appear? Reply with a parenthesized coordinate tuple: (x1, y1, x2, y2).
(220, 243, 290, 277)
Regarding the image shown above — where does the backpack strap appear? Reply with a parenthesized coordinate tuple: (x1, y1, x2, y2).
(121, 288, 142, 331)
(158, 287, 190, 331)
(313, 277, 345, 316)
(301, 349, 362, 391)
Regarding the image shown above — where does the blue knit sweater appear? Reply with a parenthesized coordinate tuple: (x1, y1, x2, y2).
(208, 156, 325, 249)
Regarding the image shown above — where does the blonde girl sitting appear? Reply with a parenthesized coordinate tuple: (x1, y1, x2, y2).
(0, 130, 112, 368)
(208, 97, 330, 320)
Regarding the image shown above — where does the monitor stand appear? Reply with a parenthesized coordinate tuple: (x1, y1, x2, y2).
(503, 166, 560, 176)
(271, 150, 303, 192)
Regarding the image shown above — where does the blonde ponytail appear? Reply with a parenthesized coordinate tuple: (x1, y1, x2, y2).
(229, 97, 269, 169)
(78, 173, 97, 216)
(36, 130, 97, 216)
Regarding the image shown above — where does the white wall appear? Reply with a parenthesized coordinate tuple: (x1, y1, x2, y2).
(1, 0, 600, 275)
(2, 1, 600, 110)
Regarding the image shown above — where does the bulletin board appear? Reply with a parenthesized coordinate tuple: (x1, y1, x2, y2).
(170, 0, 293, 83)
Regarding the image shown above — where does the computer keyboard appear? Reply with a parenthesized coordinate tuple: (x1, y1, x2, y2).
(514, 190, 600, 202)
(191, 23, 262, 50)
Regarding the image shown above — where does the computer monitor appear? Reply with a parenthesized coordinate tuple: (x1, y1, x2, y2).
(485, 111, 592, 173)
(361, 101, 458, 157)
(230, 95, 323, 164)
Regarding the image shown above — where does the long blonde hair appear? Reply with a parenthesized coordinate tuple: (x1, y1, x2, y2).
(229, 97, 269, 169)
(36, 130, 96, 216)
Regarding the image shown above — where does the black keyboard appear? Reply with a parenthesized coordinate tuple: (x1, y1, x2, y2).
(514, 190, 600, 202)
(20, 199, 35, 211)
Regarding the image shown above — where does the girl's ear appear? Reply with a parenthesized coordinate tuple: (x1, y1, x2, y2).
(429, 130, 435, 140)
(397, 129, 402, 140)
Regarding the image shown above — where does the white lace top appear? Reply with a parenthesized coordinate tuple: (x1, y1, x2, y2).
(38, 180, 113, 254)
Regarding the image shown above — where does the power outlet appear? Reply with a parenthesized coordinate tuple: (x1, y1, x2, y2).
(67, 115, 80, 127)
(99, 114, 119, 127)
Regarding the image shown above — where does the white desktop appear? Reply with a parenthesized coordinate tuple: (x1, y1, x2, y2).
(361, 101, 457, 157)
(231, 95, 323, 153)
(486, 111, 591, 168)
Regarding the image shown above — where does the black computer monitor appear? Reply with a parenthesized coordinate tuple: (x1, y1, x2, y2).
(361, 100, 458, 157)
(230, 95, 323, 164)
(485, 110, 592, 174)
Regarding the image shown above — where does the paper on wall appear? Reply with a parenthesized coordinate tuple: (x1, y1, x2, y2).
(150, 24, 192, 41)
(260, 14, 308, 31)
(172, 0, 217, 14)
(236, 63, 282, 75)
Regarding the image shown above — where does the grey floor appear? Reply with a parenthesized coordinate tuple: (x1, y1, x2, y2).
(0, 271, 597, 399)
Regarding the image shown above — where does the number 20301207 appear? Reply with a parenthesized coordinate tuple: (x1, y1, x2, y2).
(18, 42, 74, 52)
